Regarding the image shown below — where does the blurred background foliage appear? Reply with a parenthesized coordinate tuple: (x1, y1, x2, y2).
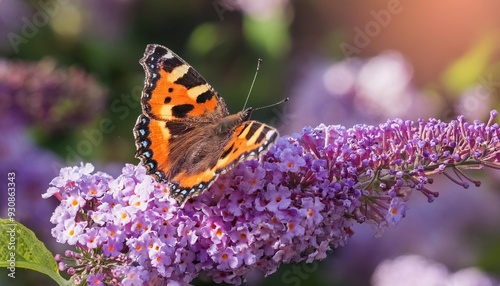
(2, 0, 500, 285)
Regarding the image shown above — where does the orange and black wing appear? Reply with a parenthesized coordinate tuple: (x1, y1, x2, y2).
(139, 44, 228, 121)
(168, 120, 279, 205)
(135, 44, 227, 185)
(134, 44, 279, 207)
(134, 114, 174, 183)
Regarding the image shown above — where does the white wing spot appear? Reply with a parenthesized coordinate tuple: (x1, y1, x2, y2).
(266, 130, 276, 140)
(164, 52, 174, 59)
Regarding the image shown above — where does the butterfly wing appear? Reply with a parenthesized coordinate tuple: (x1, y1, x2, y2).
(134, 44, 279, 206)
(135, 44, 228, 183)
(134, 114, 173, 182)
(139, 44, 229, 121)
(168, 120, 279, 205)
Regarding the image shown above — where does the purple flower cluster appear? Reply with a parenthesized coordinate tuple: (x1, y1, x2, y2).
(44, 112, 500, 285)
(0, 57, 107, 131)
(0, 56, 108, 260)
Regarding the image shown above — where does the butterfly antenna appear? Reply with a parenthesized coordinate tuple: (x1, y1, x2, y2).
(253, 97, 290, 111)
(242, 58, 262, 111)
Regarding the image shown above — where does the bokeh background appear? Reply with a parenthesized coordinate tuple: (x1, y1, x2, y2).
(1, 0, 500, 285)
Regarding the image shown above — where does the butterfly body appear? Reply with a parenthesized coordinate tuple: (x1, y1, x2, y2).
(134, 44, 278, 205)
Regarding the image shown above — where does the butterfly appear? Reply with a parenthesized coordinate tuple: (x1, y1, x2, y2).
(133, 44, 279, 205)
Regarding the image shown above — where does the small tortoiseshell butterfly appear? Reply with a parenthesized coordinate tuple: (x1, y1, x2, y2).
(134, 44, 279, 205)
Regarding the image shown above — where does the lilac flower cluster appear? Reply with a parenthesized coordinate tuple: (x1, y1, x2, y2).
(44, 112, 500, 285)
(0, 57, 107, 131)
(0, 56, 107, 259)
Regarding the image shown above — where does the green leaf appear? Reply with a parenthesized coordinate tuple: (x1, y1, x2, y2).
(0, 219, 72, 286)
(441, 34, 495, 94)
